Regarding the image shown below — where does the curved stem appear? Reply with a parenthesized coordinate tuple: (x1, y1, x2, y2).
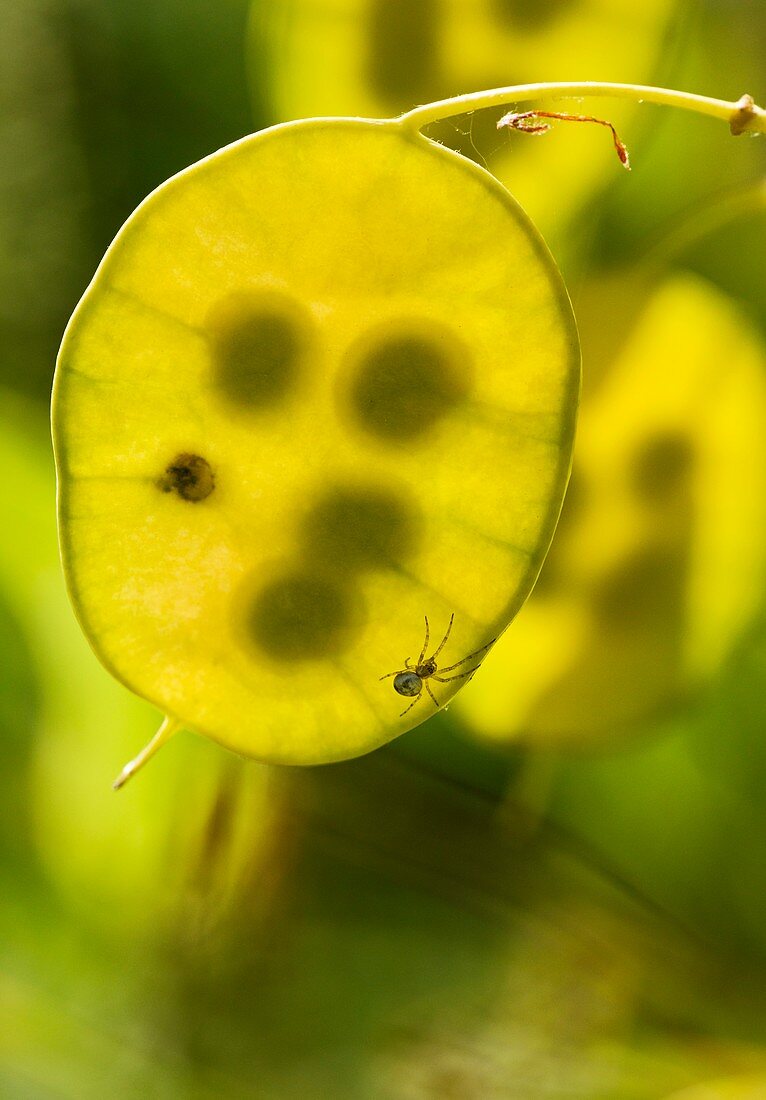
(113, 715, 182, 790)
(398, 82, 766, 137)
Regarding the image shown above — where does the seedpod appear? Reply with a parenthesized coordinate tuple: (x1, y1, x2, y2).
(53, 74, 766, 779)
(454, 272, 766, 746)
(53, 114, 580, 776)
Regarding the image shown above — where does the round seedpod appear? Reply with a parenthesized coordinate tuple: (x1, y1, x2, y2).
(454, 272, 766, 746)
(53, 117, 579, 773)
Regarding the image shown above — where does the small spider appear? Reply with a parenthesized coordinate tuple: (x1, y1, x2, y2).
(380, 613, 496, 717)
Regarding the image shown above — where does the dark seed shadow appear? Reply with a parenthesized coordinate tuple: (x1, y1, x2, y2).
(344, 320, 472, 445)
(492, 0, 576, 30)
(302, 485, 420, 572)
(245, 570, 360, 662)
(206, 289, 313, 411)
(631, 431, 695, 504)
(367, 0, 440, 110)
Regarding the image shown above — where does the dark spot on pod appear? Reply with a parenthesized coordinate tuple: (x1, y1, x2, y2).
(367, 0, 440, 110)
(346, 322, 471, 444)
(303, 485, 419, 572)
(206, 290, 312, 411)
(247, 571, 358, 662)
(631, 432, 695, 503)
(492, 0, 576, 30)
(157, 453, 214, 502)
(593, 544, 689, 629)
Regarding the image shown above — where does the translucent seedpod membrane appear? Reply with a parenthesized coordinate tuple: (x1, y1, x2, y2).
(53, 118, 579, 768)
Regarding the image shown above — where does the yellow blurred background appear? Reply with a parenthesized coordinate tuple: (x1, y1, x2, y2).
(2, 1, 766, 1096)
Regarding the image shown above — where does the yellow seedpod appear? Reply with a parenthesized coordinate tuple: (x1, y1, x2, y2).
(53, 117, 579, 772)
(455, 272, 766, 746)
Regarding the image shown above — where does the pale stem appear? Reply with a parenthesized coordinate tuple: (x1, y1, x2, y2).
(113, 715, 182, 790)
(398, 82, 766, 137)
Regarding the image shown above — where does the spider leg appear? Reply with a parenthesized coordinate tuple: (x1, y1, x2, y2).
(425, 681, 440, 708)
(437, 635, 497, 675)
(379, 670, 400, 681)
(432, 665, 482, 683)
(399, 692, 422, 718)
(428, 612, 454, 662)
(416, 616, 430, 665)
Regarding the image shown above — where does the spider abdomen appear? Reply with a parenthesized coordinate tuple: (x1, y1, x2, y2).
(394, 671, 422, 697)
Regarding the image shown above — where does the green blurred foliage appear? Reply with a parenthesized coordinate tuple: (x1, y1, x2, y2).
(2, 0, 766, 1096)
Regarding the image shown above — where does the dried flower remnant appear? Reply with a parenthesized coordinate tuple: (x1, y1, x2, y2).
(497, 109, 631, 169)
